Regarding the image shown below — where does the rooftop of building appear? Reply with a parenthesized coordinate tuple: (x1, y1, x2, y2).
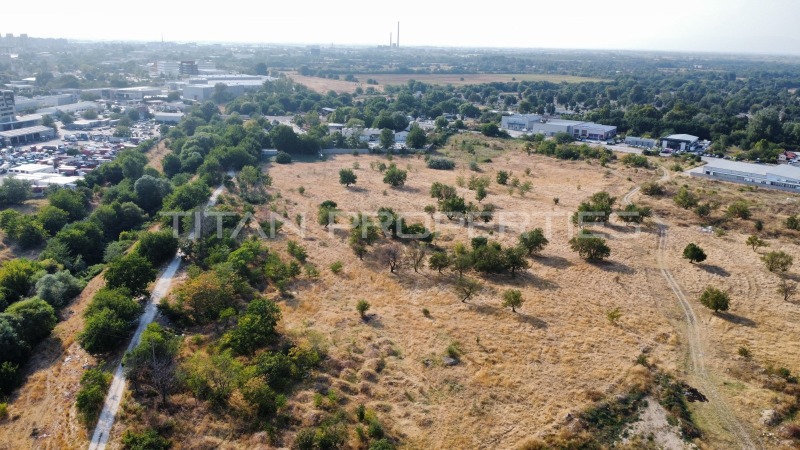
(664, 134, 699, 142)
(0, 125, 53, 138)
(693, 158, 800, 180)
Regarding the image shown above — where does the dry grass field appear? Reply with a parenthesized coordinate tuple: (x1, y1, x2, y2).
(287, 72, 609, 94)
(237, 143, 689, 448)
(0, 274, 105, 450)
(5, 137, 800, 449)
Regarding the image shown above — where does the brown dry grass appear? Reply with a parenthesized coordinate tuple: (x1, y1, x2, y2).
(238, 143, 690, 448)
(288, 72, 609, 94)
(0, 273, 106, 450)
(637, 173, 800, 448)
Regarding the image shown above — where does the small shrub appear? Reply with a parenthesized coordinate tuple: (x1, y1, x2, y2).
(0, 402, 7, 420)
(446, 341, 462, 359)
(298, 186, 305, 195)
(469, 161, 480, 172)
(641, 181, 665, 196)
(275, 151, 292, 164)
(356, 403, 366, 422)
(422, 308, 430, 318)
(607, 307, 622, 325)
(738, 346, 751, 358)
(553, 197, 559, 205)
(426, 158, 455, 170)
(356, 300, 370, 319)
(330, 261, 343, 274)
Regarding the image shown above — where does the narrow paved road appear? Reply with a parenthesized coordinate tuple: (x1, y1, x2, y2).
(88, 173, 232, 450)
(622, 168, 758, 449)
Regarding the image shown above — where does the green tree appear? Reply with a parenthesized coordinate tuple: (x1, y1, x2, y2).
(383, 164, 407, 187)
(79, 308, 131, 353)
(35, 270, 83, 308)
(699, 287, 730, 313)
(502, 289, 523, 313)
(618, 203, 652, 224)
(454, 277, 482, 302)
(746, 235, 768, 252)
(504, 246, 529, 277)
(162, 153, 182, 177)
(428, 252, 451, 273)
(317, 200, 339, 229)
(519, 228, 549, 256)
(137, 230, 179, 266)
(674, 186, 698, 209)
(104, 253, 157, 298)
(37, 205, 70, 235)
(84, 288, 142, 322)
(0, 259, 42, 304)
(0, 178, 32, 205)
(339, 168, 357, 187)
(379, 128, 395, 149)
(76, 369, 111, 425)
(406, 125, 427, 149)
(123, 323, 180, 404)
(573, 191, 616, 226)
(4, 298, 57, 344)
(682, 243, 707, 264)
(133, 175, 173, 215)
(762, 250, 793, 273)
(224, 298, 281, 355)
(48, 188, 89, 221)
(569, 230, 611, 261)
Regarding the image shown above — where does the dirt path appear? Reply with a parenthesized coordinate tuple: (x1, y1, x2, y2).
(624, 168, 759, 449)
(88, 171, 234, 450)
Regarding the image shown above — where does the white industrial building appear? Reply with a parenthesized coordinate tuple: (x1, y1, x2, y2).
(500, 114, 617, 140)
(625, 136, 657, 148)
(690, 159, 800, 191)
(501, 114, 542, 131)
(154, 112, 185, 123)
(0, 91, 57, 146)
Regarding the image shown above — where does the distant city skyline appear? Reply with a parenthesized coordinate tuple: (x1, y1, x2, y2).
(4, 0, 800, 55)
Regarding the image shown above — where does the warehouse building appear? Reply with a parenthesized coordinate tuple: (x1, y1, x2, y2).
(0, 91, 56, 146)
(501, 114, 542, 131)
(662, 134, 699, 151)
(690, 159, 800, 191)
(625, 136, 657, 148)
(500, 114, 616, 140)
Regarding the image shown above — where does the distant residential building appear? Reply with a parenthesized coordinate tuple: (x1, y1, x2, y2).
(624, 136, 657, 148)
(342, 127, 382, 143)
(179, 61, 199, 76)
(0, 90, 14, 123)
(662, 134, 699, 151)
(153, 61, 180, 77)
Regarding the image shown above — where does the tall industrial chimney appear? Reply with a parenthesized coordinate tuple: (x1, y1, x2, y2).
(397, 22, 400, 48)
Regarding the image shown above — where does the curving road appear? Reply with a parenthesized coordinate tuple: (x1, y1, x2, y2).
(88, 173, 233, 450)
(623, 168, 758, 449)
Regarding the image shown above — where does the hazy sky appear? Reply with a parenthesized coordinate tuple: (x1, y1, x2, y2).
(4, 0, 800, 54)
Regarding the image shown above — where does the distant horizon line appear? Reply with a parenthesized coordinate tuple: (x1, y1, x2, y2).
(8, 34, 800, 59)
